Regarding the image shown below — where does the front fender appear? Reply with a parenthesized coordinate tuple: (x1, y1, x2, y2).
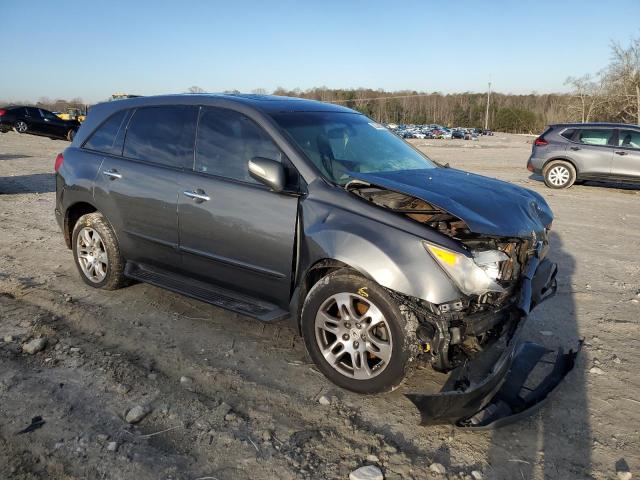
(299, 199, 462, 305)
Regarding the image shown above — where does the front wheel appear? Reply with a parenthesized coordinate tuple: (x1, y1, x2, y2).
(301, 271, 417, 393)
(66, 128, 77, 141)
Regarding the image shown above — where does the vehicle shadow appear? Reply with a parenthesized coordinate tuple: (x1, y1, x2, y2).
(528, 173, 640, 191)
(484, 231, 591, 479)
(0, 173, 55, 194)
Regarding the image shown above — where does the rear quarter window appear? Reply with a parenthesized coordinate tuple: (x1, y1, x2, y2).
(560, 128, 576, 140)
(83, 110, 128, 155)
(123, 106, 197, 168)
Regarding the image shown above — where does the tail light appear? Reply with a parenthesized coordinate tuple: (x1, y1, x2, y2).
(0, 109, 6, 116)
(54, 153, 64, 172)
(534, 137, 548, 146)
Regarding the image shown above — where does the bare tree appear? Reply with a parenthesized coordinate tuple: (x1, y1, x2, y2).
(564, 73, 606, 123)
(251, 88, 267, 94)
(187, 86, 205, 94)
(606, 38, 640, 124)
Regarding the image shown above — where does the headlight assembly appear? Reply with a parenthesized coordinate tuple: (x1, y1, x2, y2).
(423, 242, 509, 296)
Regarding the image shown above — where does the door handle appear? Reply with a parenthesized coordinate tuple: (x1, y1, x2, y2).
(570, 146, 581, 151)
(103, 169, 122, 179)
(183, 190, 210, 202)
(615, 151, 628, 156)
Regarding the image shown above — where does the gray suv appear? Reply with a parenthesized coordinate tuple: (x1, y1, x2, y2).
(527, 122, 640, 188)
(54, 94, 572, 427)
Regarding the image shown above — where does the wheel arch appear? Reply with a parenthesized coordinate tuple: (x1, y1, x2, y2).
(543, 156, 580, 177)
(63, 201, 98, 249)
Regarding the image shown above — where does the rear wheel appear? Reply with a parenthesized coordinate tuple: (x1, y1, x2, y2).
(72, 212, 126, 290)
(544, 160, 576, 189)
(301, 271, 417, 393)
(14, 121, 27, 133)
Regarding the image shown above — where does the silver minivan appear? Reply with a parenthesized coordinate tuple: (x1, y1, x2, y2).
(527, 122, 640, 188)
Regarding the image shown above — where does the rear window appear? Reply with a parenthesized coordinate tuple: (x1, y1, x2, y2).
(576, 128, 614, 146)
(123, 106, 198, 168)
(84, 110, 128, 155)
(560, 128, 576, 140)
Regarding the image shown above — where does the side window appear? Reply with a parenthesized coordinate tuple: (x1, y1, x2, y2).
(195, 107, 283, 184)
(41, 110, 58, 121)
(618, 129, 640, 150)
(26, 107, 41, 118)
(83, 109, 128, 155)
(577, 129, 614, 146)
(560, 128, 575, 140)
(123, 106, 198, 168)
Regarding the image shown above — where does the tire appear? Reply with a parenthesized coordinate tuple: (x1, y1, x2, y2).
(71, 212, 126, 290)
(66, 128, 76, 141)
(301, 271, 417, 394)
(543, 160, 576, 189)
(14, 121, 28, 133)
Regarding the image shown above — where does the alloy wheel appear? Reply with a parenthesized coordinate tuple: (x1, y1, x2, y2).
(76, 227, 108, 283)
(314, 292, 393, 380)
(15, 121, 27, 133)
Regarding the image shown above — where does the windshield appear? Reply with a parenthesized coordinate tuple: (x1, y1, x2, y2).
(271, 112, 436, 185)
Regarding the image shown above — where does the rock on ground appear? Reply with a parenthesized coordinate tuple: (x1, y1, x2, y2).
(349, 465, 384, 480)
(125, 404, 151, 424)
(429, 462, 446, 475)
(22, 337, 47, 354)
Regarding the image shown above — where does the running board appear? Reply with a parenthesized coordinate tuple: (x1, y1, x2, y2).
(124, 262, 288, 322)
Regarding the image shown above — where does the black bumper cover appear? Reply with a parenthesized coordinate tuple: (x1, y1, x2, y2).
(407, 251, 579, 429)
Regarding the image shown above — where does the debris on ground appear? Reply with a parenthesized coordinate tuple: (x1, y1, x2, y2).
(16, 416, 46, 434)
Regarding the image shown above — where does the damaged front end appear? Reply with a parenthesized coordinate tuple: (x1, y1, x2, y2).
(347, 177, 576, 428)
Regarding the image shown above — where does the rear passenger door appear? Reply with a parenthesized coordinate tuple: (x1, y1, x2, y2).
(567, 127, 616, 179)
(178, 106, 299, 306)
(24, 107, 47, 135)
(611, 129, 640, 181)
(92, 105, 198, 272)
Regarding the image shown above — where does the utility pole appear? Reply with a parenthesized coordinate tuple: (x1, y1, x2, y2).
(484, 81, 492, 130)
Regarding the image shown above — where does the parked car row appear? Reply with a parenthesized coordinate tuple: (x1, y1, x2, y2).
(385, 123, 493, 140)
(0, 105, 80, 141)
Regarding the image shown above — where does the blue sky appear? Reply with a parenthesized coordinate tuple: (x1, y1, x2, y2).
(2, 0, 639, 103)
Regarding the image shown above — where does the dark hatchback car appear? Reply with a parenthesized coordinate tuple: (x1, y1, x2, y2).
(528, 122, 640, 188)
(55, 94, 573, 427)
(0, 105, 80, 141)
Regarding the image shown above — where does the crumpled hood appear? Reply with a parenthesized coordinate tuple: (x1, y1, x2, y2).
(348, 168, 553, 238)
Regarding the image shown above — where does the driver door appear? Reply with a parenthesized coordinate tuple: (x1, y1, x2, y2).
(178, 106, 299, 307)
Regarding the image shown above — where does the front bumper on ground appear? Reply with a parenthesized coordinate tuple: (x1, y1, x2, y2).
(407, 246, 578, 429)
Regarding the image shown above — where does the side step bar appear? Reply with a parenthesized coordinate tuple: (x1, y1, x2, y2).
(124, 262, 288, 322)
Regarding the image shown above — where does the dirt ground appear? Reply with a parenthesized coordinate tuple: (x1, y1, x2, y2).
(0, 130, 638, 480)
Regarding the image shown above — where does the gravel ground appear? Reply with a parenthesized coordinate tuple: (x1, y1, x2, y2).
(0, 130, 638, 480)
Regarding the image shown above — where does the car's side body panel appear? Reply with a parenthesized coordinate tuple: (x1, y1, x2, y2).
(297, 179, 463, 306)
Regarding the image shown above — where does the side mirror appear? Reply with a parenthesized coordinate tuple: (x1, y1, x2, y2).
(248, 157, 285, 193)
